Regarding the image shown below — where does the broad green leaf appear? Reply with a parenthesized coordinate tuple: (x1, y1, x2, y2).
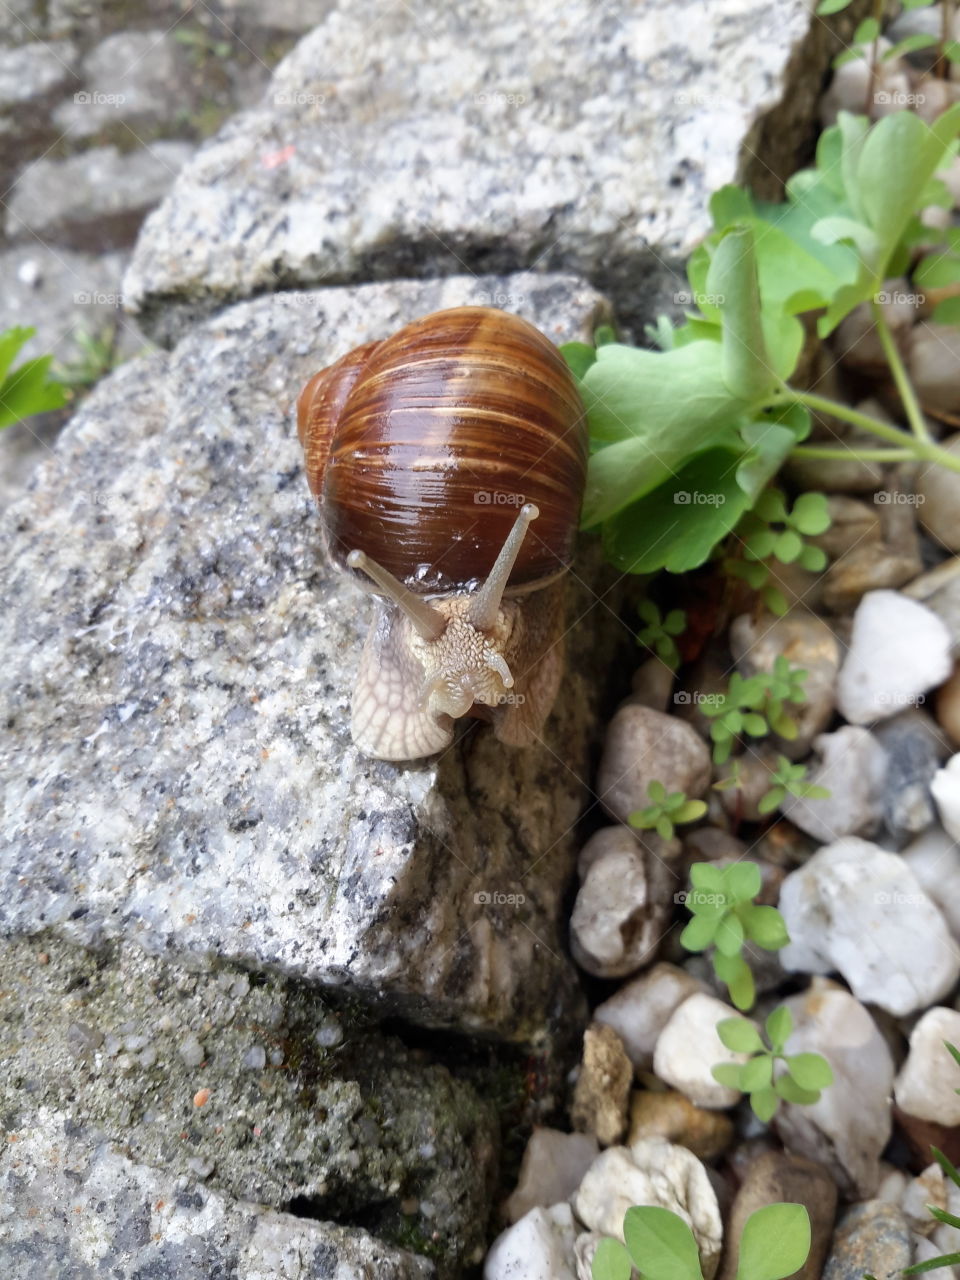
(740, 904, 790, 950)
(714, 951, 755, 1011)
(712, 1061, 745, 1089)
(622, 1205, 705, 1280)
(757, 787, 783, 815)
(885, 32, 939, 58)
(736, 417, 807, 502)
(0, 325, 33, 383)
(915, 254, 960, 288)
(724, 861, 762, 902)
(715, 912, 746, 957)
(656, 815, 674, 840)
(738, 1203, 812, 1280)
(561, 341, 597, 381)
(786, 1052, 834, 1090)
(675, 799, 708, 824)
(707, 226, 776, 400)
(690, 862, 725, 892)
(648, 779, 667, 803)
(681, 915, 719, 952)
(816, 0, 851, 11)
(599, 446, 754, 575)
(775, 1074, 820, 1105)
(0, 354, 68, 429)
(581, 341, 750, 525)
(750, 1085, 779, 1122)
(790, 491, 831, 534)
(716, 1016, 765, 1054)
(591, 1236, 632, 1280)
(741, 1054, 774, 1092)
(765, 1004, 793, 1051)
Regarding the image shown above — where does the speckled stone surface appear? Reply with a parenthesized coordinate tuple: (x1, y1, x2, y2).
(0, 933, 494, 1273)
(0, 1115, 434, 1279)
(122, 0, 862, 345)
(0, 271, 617, 1044)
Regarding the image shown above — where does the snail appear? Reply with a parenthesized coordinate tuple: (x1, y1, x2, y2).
(296, 306, 587, 761)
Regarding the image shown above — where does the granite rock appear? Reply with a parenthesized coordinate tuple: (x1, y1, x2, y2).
(0, 273, 620, 1042)
(123, 0, 862, 345)
(0, 1107, 434, 1280)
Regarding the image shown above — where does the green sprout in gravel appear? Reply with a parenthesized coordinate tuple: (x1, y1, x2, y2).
(592, 1202, 811, 1280)
(681, 861, 789, 1010)
(725, 490, 831, 616)
(712, 1005, 834, 1122)
(701, 662, 811, 766)
(636, 600, 687, 670)
(0, 326, 67, 430)
(630, 780, 707, 841)
(758, 756, 831, 816)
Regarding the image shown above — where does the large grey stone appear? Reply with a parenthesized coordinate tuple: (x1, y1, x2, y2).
(0, 272, 617, 1044)
(53, 31, 186, 140)
(0, 1113, 433, 1279)
(122, 0, 863, 346)
(0, 39, 77, 107)
(0, 932, 492, 1274)
(4, 142, 194, 250)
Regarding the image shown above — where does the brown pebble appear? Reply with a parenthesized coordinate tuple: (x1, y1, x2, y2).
(571, 1024, 632, 1146)
(193, 1088, 211, 1108)
(628, 1088, 733, 1161)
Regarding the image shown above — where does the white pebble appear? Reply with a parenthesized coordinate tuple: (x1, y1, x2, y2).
(653, 993, 753, 1108)
(569, 847, 670, 979)
(895, 1007, 960, 1126)
(483, 1203, 578, 1280)
(779, 837, 960, 1016)
(594, 963, 704, 1071)
(932, 753, 960, 842)
(837, 591, 952, 725)
(178, 1033, 205, 1069)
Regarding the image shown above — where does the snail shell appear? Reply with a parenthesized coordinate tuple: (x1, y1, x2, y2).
(297, 306, 587, 760)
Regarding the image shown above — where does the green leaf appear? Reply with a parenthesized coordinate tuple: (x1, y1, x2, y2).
(762, 586, 789, 617)
(591, 1236, 633, 1280)
(690, 863, 725, 892)
(648, 779, 667, 804)
(0, 326, 34, 383)
(798, 543, 828, 572)
(707, 226, 777, 400)
(622, 1205, 705, 1280)
(885, 32, 939, 58)
(738, 1204, 812, 1280)
(750, 1085, 779, 1122)
(775, 1074, 821, 1105)
(561, 341, 597, 381)
(789, 491, 831, 535)
(816, 0, 851, 11)
(903, 1254, 960, 1275)
(724, 861, 762, 902)
(757, 787, 783, 815)
(852, 16, 880, 43)
(656, 814, 674, 840)
(599, 446, 755, 575)
(740, 904, 791, 950)
(580, 341, 751, 525)
(765, 1005, 793, 1052)
(680, 915, 719, 952)
(741, 712, 768, 737)
(0, 352, 68, 429)
(932, 1146, 960, 1191)
(674, 799, 708, 825)
(716, 1017, 765, 1054)
(786, 1052, 834, 1090)
(715, 912, 745, 957)
(714, 951, 755, 1011)
(741, 1054, 774, 1092)
(711, 1062, 745, 1090)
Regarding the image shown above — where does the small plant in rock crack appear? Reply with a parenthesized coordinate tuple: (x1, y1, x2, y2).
(629, 780, 707, 840)
(636, 600, 687, 671)
(711, 1006, 834, 1122)
(758, 756, 831, 816)
(724, 489, 831, 616)
(701, 661, 811, 766)
(901, 1041, 960, 1275)
(681, 861, 789, 1010)
(591, 1202, 811, 1280)
(0, 326, 67, 429)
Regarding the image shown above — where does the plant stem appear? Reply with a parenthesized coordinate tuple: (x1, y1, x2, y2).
(775, 387, 960, 475)
(791, 445, 916, 462)
(870, 300, 931, 443)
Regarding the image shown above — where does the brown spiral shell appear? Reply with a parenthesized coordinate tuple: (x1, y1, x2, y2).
(296, 306, 587, 593)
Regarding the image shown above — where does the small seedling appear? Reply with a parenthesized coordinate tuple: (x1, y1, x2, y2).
(591, 1201, 811, 1280)
(726, 490, 830, 616)
(629, 780, 706, 840)
(711, 1005, 834, 1122)
(758, 756, 831, 816)
(680, 861, 789, 1010)
(700, 662, 810, 766)
(0, 326, 67, 429)
(636, 599, 687, 670)
(902, 1041, 960, 1275)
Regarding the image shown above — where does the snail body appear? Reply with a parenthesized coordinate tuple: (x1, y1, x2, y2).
(297, 306, 587, 760)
